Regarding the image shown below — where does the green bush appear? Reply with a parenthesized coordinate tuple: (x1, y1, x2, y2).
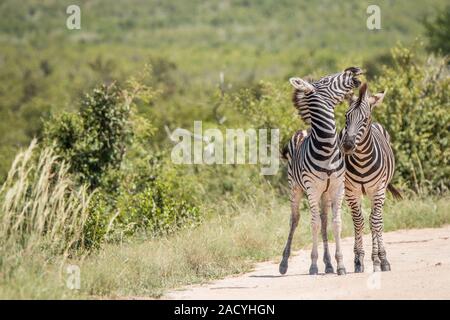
(42, 80, 201, 245)
(224, 80, 299, 146)
(117, 180, 201, 237)
(370, 45, 449, 193)
(44, 83, 132, 189)
(83, 192, 116, 249)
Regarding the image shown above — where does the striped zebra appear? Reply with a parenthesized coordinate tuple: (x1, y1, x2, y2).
(279, 67, 363, 276)
(339, 82, 402, 273)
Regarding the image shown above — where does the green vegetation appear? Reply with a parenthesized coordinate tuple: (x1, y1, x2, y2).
(1, 192, 448, 299)
(42, 80, 201, 248)
(372, 48, 449, 193)
(0, 1, 449, 299)
(44, 83, 134, 189)
(0, 141, 91, 286)
(0, 0, 448, 179)
(423, 5, 450, 55)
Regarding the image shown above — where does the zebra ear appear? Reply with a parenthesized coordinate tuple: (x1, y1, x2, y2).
(358, 82, 368, 99)
(289, 77, 315, 93)
(368, 90, 386, 107)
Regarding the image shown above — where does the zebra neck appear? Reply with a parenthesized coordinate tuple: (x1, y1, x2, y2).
(355, 123, 375, 154)
(309, 109, 339, 156)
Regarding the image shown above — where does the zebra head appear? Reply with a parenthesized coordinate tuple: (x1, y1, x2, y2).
(341, 82, 386, 155)
(290, 66, 363, 107)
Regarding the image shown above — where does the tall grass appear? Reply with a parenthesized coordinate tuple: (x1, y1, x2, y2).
(0, 140, 92, 258)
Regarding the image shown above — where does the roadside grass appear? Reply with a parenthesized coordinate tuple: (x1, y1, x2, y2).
(0, 252, 72, 299)
(2, 193, 447, 299)
(0, 142, 91, 300)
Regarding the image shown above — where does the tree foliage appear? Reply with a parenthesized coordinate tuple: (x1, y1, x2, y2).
(44, 83, 132, 189)
(41, 80, 200, 248)
(371, 46, 449, 193)
(423, 6, 450, 55)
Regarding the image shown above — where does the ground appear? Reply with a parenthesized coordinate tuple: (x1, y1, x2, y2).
(164, 226, 450, 300)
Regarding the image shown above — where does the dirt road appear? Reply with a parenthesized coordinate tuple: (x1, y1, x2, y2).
(164, 226, 450, 300)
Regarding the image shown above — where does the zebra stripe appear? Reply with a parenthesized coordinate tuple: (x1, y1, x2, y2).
(339, 82, 399, 273)
(280, 67, 362, 276)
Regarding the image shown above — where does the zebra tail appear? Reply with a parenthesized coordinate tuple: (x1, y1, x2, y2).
(387, 183, 403, 200)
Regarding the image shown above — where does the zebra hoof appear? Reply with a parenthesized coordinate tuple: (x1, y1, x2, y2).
(354, 264, 364, 273)
(373, 264, 382, 272)
(354, 258, 364, 273)
(309, 265, 318, 275)
(337, 267, 346, 276)
(279, 260, 288, 275)
(325, 265, 334, 274)
(381, 261, 391, 272)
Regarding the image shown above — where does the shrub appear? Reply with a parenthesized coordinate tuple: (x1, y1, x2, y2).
(116, 180, 201, 237)
(370, 46, 449, 193)
(82, 191, 117, 249)
(224, 80, 299, 146)
(43, 79, 201, 243)
(44, 83, 132, 189)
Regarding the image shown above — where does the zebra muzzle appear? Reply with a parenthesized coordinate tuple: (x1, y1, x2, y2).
(342, 139, 356, 154)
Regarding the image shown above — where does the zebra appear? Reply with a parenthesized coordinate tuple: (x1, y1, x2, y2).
(339, 82, 402, 273)
(279, 67, 363, 276)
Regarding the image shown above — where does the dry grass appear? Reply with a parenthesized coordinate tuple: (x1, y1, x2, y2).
(0, 140, 92, 283)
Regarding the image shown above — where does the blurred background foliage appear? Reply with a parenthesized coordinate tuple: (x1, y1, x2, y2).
(0, 0, 448, 249)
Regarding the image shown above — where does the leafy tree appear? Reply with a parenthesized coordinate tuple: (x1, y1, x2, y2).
(44, 83, 132, 189)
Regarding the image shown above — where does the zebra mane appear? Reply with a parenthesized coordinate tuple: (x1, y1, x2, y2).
(291, 76, 315, 126)
(346, 82, 370, 116)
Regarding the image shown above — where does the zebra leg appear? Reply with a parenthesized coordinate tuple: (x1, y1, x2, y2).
(279, 187, 302, 275)
(372, 190, 391, 272)
(307, 191, 322, 275)
(369, 211, 381, 272)
(320, 197, 334, 274)
(309, 208, 320, 275)
(378, 229, 391, 272)
(347, 192, 365, 273)
(331, 182, 346, 275)
(369, 217, 381, 272)
(369, 190, 383, 272)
